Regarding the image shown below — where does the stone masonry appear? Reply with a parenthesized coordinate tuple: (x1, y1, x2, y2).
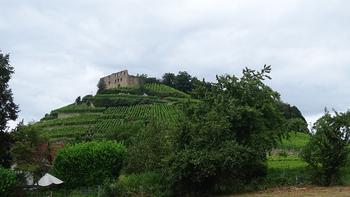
(100, 70, 142, 89)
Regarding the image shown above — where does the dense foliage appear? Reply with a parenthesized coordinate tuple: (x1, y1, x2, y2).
(0, 167, 17, 196)
(125, 121, 172, 173)
(301, 111, 350, 185)
(97, 79, 107, 93)
(10, 123, 47, 182)
(278, 102, 308, 133)
(53, 141, 126, 187)
(0, 52, 18, 168)
(0, 52, 18, 132)
(163, 66, 289, 195)
(162, 71, 201, 93)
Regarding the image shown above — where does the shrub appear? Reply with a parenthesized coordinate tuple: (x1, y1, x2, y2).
(101, 172, 168, 197)
(301, 111, 350, 185)
(53, 141, 126, 187)
(0, 167, 17, 196)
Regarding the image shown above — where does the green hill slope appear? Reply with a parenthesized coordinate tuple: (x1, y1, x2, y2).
(33, 84, 192, 142)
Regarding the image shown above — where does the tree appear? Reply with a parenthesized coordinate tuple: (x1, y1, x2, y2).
(165, 65, 288, 194)
(125, 120, 172, 174)
(174, 71, 192, 93)
(162, 73, 176, 87)
(97, 79, 106, 93)
(0, 52, 19, 168)
(301, 110, 350, 185)
(278, 102, 308, 133)
(0, 52, 18, 132)
(10, 123, 48, 182)
(75, 96, 81, 105)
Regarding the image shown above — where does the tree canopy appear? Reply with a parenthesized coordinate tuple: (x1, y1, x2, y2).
(0, 52, 18, 168)
(0, 52, 18, 132)
(165, 65, 290, 194)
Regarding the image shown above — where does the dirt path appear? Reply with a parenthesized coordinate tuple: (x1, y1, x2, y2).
(232, 186, 350, 197)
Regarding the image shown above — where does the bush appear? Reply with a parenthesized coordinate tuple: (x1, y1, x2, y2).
(101, 172, 168, 197)
(53, 141, 126, 187)
(301, 111, 350, 185)
(0, 167, 17, 196)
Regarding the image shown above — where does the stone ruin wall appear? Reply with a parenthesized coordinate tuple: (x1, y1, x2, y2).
(101, 70, 142, 89)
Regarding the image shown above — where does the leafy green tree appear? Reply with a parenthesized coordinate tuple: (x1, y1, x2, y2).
(162, 73, 176, 87)
(97, 79, 107, 93)
(174, 71, 192, 93)
(10, 123, 47, 182)
(278, 102, 308, 133)
(0, 52, 18, 132)
(165, 65, 288, 194)
(301, 110, 350, 185)
(0, 52, 19, 168)
(125, 120, 172, 173)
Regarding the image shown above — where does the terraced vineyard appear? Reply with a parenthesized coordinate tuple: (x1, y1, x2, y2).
(144, 83, 190, 98)
(36, 114, 101, 128)
(34, 83, 190, 141)
(105, 104, 182, 121)
(52, 104, 105, 113)
(40, 126, 90, 139)
(35, 113, 101, 141)
(95, 119, 124, 131)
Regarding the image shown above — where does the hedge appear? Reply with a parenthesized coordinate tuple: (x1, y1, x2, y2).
(53, 141, 126, 187)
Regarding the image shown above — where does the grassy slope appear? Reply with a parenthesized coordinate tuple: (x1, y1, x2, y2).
(33, 84, 190, 142)
(265, 131, 350, 190)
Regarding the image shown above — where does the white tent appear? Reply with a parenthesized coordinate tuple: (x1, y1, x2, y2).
(38, 173, 63, 187)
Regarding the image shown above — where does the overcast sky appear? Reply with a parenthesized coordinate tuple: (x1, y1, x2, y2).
(1, 0, 350, 126)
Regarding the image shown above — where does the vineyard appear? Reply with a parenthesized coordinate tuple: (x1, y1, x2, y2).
(144, 83, 190, 98)
(105, 104, 182, 122)
(33, 83, 191, 141)
(36, 114, 100, 128)
(52, 104, 105, 113)
(92, 104, 183, 134)
(40, 126, 89, 139)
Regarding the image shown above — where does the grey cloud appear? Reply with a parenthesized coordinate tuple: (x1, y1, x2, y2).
(1, 0, 350, 124)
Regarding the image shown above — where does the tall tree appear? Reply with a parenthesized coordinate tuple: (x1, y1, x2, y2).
(162, 73, 176, 87)
(97, 79, 106, 93)
(0, 52, 19, 168)
(174, 71, 192, 93)
(166, 66, 288, 194)
(0, 52, 18, 132)
(11, 123, 48, 182)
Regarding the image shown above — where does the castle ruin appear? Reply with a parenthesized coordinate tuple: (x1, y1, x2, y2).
(100, 70, 142, 89)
